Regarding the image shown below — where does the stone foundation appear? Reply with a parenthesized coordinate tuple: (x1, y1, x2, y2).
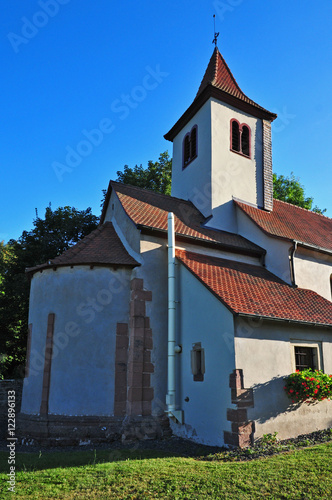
(17, 413, 171, 446)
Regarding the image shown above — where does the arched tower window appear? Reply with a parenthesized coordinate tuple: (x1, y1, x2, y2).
(230, 120, 251, 158)
(184, 135, 190, 165)
(191, 126, 197, 159)
(241, 125, 250, 156)
(183, 125, 198, 168)
(231, 120, 240, 152)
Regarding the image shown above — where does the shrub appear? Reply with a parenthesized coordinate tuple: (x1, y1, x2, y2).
(284, 369, 332, 403)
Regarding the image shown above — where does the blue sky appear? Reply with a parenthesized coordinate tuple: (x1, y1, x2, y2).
(1, 1, 331, 242)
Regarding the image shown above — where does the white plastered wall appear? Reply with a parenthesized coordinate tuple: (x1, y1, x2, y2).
(135, 234, 169, 415)
(104, 189, 141, 257)
(171, 264, 235, 446)
(21, 265, 132, 416)
(171, 97, 264, 233)
(171, 100, 212, 217)
(236, 208, 292, 284)
(234, 318, 332, 440)
(210, 99, 263, 233)
(294, 247, 332, 301)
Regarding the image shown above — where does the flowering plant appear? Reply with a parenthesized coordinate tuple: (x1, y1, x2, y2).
(284, 369, 332, 404)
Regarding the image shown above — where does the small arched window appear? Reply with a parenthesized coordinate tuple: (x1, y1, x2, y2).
(183, 125, 198, 168)
(184, 135, 190, 165)
(241, 125, 250, 156)
(231, 120, 240, 152)
(230, 119, 251, 158)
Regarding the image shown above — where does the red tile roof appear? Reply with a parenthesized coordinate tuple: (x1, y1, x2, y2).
(235, 199, 332, 252)
(27, 222, 139, 274)
(104, 181, 264, 256)
(196, 47, 275, 119)
(165, 48, 276, 141)
(176, 250, 332, 326)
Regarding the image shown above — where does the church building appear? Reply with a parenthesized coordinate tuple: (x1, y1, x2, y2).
(19, 47, 332, 448)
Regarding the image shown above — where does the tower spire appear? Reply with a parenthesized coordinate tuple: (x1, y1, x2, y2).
(212, 14, 219, 47)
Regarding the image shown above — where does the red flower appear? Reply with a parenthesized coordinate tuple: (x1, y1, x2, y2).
(289, 389, 294, 393)
(314, 389, 318, 394)
(317, 385, 320, 389)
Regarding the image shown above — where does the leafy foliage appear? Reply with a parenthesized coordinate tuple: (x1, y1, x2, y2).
(116, 151, 172, 195)
(273, 172, 326, 214)
(284, 369, 332, 403)
(0, 206, 98, 379)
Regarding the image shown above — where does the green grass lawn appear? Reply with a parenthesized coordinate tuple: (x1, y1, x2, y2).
(0, 442, 331, 499)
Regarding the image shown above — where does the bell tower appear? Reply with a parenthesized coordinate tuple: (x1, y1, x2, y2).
(164, 48, 277, 232)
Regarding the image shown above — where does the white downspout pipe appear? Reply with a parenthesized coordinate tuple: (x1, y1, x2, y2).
(166, 213, 183, 423)
(167, 212, 176, 415)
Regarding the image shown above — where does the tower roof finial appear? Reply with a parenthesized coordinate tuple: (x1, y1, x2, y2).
(212, 14, 219, 48)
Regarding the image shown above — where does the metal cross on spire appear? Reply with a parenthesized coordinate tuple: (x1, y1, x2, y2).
(212, 14, 220, 47)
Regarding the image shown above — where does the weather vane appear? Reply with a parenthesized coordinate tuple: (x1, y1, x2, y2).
(212, 14, 219, 47)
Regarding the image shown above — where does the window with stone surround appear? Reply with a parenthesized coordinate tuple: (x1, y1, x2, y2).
(230, 119, 251, 158)
(183, 125, 198, 168)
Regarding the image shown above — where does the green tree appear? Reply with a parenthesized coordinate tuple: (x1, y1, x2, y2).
(273, 172, 326, 214)
(0, 206, 98, 379)
(116, 151, 172, 195)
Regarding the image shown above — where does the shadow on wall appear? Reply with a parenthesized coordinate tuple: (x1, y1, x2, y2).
(251, 375, 301, 424)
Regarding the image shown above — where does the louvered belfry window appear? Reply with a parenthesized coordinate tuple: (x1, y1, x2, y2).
(184, 135, 191, 165)
(230, 119, 251, 158)
(241, 125, 250, 156)
(232, 120, 240, 152)
(183, 125, 198, 168)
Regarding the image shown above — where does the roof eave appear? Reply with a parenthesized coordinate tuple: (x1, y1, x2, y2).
(235, 312, 332, 329)
(26, 260, 140, 276)
(164, 84, 277, 142)
(295, 240, 332, 258)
